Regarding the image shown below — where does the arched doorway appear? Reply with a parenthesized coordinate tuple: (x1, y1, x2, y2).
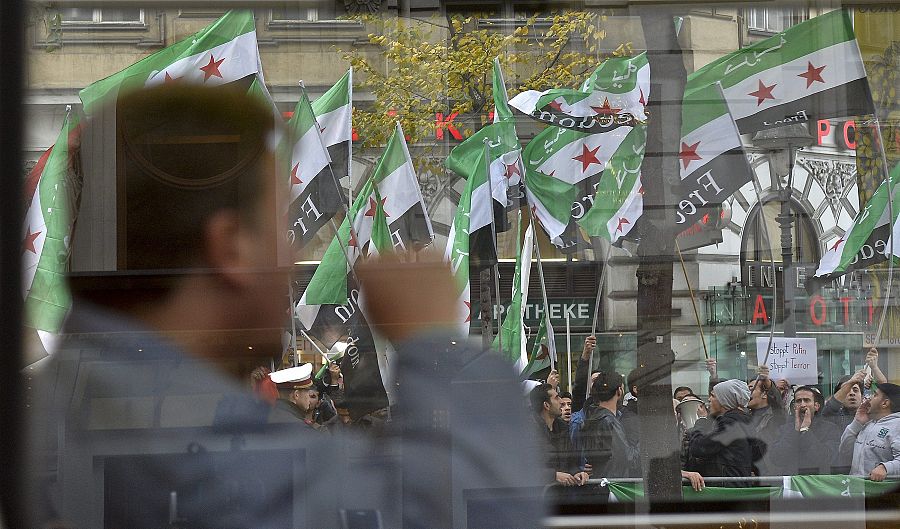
(741, 197, 821, 299)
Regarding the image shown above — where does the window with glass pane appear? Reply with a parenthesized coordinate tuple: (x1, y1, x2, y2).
(58, 7, 143, 23)
(14, 3, 900, 529)
(271, 2, 337, 22)
(746, 6, 807, 33)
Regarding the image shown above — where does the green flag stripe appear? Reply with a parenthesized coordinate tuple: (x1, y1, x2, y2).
(493, 58, 515, 123)
(681, 84, 729, 136)
(371, 126, 409, 183)
(289, 91, 319, 137)
(312, 69, 351, 116)
(582, 53, 649, 93)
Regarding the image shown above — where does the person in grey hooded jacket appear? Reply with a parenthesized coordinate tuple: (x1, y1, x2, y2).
(839, 382, 900, 481)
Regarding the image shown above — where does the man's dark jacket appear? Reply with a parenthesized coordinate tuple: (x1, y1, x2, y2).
(685, 409, 763, 487)
(770, 416, 842, 475)
(578, 405, 640, 479)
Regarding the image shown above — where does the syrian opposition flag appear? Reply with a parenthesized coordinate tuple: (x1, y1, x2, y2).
(443, 60, 525, 332)
(283, 88, 344, 253)
(686, 9, 873, 134)
(523, 122, 632, 247)
(298, 123, 432, 314)
(814, 162, 900, 279)
(22, 111, 83, 353)
(312, 70, 353, 192)
(445, 117, 522, 264)
(521, 312, 554, 379)
(510, 53, 649, 132)
(493, 220, 534, 371)
(577, 124, 647, 243)
(523, 53, 649, 250)
(79, 10, 262, 114)
(668, 83, 756, 229)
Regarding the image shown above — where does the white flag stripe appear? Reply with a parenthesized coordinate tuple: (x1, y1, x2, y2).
(515, 224, 535, 371)
(21, 190, 46, 298)
(535, 128, 631, 185)
(721, 40, 866, 122)
(606, 177, 643, 242)
(378, 163, 421, 220)
(295, 293, 320, 330)
(289, 130, 331, 203)
(679, 113, 742, 179)
(145, 31, 260, 86)
(526, 187, 567, 246)
(397, 123, 434, 242)
(317, 103, 353, 147)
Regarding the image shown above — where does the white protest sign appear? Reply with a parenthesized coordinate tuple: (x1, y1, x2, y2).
(755, 337, 818, 385)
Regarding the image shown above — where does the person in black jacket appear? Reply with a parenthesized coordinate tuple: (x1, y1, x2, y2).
(770, 386, 842, 475)
(578, 371, 640, 479)
(685, 379, 762, 487)
(530, 384, 589, 487)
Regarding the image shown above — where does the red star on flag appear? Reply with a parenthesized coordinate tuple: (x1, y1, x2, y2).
(573, 144, 602, 172)
(591, 97, 621, 116)
(503, 159, 521, 180)
(798, 61, 826, 88)
(164, 72, 180, 84)
(679, 141, 702, 169)
(639, 88, 647, 106)
(464, 301, 472, 323)
(548, 100, 564, 112)
(615, 217, 630, 233)
(749, 79, 776, 106)
(830, 237, 844, 252)
(199, 54, 225, 82)
(290, 163, 302, 186)
(347, 228, 359, 248)
(364, 196, 388, 217)
(319, 126, 326, 134)
(23, 226, 41, 254)
(701, 213, 710, 224)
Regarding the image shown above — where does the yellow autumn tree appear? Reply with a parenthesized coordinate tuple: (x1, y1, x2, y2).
(342, 10, 631, 159)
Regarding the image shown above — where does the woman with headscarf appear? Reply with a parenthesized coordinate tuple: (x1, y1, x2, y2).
(684, 379, 764, 487)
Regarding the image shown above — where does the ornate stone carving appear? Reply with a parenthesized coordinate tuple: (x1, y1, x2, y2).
(343, 0, 384, 15)
(802, 158, 856, 219)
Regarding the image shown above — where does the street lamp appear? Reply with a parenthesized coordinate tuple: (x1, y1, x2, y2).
(752, 123, 816, 337)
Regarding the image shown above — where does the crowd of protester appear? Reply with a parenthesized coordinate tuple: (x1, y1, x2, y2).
(248, 335, 900, 497)
(527, 340, 900, 494)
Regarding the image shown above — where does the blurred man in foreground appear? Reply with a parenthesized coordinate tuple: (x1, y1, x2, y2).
(25, 86, 314, 529)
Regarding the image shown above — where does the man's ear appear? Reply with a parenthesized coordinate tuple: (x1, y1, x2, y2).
(203, 210, 250, 287)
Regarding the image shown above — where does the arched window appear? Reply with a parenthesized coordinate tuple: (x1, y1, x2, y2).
(741, 198, 820, 288)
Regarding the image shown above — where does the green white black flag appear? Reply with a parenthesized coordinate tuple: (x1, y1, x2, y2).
(493, 220, 533, 371)
(80, 10, 262, 114)
(815, 162, 900, 278)
(22, 111, 83, 354)
(687, 9, 873, 134)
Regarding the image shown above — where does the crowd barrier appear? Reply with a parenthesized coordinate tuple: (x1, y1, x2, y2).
(572, 474, 900, 501)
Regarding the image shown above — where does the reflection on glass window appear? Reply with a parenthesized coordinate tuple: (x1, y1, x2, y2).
(13, 3, 900, 528)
